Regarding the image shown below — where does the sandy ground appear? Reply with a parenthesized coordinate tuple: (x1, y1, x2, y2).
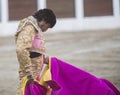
(0, 29, 120, 95)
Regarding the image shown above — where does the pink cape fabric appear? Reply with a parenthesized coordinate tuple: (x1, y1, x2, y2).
(51, 57, 120, 95)
(25, 81, 47, 95)
(24, 57, 120, 95)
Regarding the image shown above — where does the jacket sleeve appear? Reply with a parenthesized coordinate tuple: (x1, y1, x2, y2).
(16, 24, 35, 77)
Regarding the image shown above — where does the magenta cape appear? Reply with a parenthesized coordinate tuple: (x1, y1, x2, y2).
(51, 57, 120, 95)
(25, 81, 47, 95)
(25, 57, 120, 95)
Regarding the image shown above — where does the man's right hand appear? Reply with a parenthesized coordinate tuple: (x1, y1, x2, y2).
(27, 75, 34, 85)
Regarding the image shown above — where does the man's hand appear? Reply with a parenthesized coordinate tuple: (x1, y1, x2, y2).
(27, 75, 34, 85)
(46, 87, 52, 95)
(44, 56, 49, 64)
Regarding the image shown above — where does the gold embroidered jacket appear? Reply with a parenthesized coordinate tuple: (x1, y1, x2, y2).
(15, 16, 46, 80)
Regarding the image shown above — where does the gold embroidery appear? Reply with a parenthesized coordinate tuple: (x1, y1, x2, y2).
(16, 17, 47, 95)
(16, 25, 35, 80)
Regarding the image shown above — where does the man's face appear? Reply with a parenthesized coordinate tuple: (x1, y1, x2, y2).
(38, 20, 51, 32)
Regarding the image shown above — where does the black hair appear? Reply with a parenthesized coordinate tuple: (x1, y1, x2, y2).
(33, 8, 56, 28)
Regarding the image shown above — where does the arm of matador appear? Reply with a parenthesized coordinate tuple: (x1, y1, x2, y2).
(16, 24, 35, 78)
